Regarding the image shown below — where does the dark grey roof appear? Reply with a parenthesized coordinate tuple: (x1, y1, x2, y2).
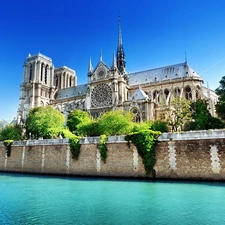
(55, 84, 88, 100)
(128, 62, 201, 86)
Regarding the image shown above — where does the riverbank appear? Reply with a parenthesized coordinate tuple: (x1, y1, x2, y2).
(1, 130, 225, 180)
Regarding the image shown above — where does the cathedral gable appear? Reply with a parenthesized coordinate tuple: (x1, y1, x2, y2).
(92, 61, 111, 81)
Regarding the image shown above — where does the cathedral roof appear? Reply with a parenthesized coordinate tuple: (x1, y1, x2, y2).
(55, 84, 87, 100)
(128, 62, 201, 86)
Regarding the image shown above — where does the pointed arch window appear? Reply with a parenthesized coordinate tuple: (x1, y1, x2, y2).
(69, 76, 72, 87)
(45, 65, 48, 84)
(185, 86, 192, 100)
(41, 63, 44, 81)
(174, 87, 181, 98)
(29, 64, 33, 82)
(164, 89, 169, 99)
(55, 75, 58, 88)
(131, 108, 141, 123)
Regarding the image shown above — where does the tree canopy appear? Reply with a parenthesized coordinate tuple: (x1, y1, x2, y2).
(0, 124, 22, 141)
(161, 97, 191, 132)
(215, 76, 225, 121)
(25, 106, 65, 139)
(185, 99, 225, 130)
(67, 110, 91, 134)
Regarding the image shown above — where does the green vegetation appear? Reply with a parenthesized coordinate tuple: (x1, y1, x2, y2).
(4, 140, 13, 157)
(67, 110, 91, 135)
(185, 99, 225, 130)
(216, 76, 225, 121)
(69, 136, 80, 160)
(125, 130, 161, 175)
(0, 124, 22, 141)
(161, 97, 191, 132)
(97, 110, 134, 136)
(25, 106, 65, 139)
(99, 135, 108, 163)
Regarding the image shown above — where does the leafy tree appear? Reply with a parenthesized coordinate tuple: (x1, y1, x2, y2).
(25, 106, 65, 139)
(98, 110, 135, 136)
(185, 99, 225, 130)
(0, 124, 22, 141)
(161, 97, 191, 132)
(67, 110, 91, 134)
(77, 119, 101, 137)
(151, 120, 169, 133)
(132, 120, 168, 133)
(215, 76, 225, 120)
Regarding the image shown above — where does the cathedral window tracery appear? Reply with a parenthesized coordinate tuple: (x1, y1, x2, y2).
(185, 86, 192, 100)
(174, 87, 181, 98)
(91, 84, 112, 107)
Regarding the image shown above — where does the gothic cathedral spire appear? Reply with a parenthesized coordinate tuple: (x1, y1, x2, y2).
(116, 14, 126, 74)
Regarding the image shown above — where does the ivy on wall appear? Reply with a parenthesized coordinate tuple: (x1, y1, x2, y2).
(69, 136, 81, 160)
(4, 140, 14, 157)
(98, 135, 108, 163)
(125, 130, 161, 175)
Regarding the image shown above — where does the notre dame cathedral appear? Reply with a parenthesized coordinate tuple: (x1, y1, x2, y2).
(17, 18, 217, 123)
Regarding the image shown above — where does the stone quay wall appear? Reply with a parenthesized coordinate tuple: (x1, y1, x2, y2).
(1, 130, 225, 180)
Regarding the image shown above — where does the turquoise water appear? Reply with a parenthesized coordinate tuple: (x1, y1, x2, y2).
(1, 173, 225, 225)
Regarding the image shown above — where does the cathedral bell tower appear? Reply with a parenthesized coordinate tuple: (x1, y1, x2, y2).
(18, 53, 55, 121)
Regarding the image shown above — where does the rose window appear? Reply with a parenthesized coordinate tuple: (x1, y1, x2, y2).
(91, 84, 112, 107)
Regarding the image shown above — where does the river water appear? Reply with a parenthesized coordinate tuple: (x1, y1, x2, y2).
(0, 173, 225, 225)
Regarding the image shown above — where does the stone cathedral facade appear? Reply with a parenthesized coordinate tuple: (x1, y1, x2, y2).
(18, 20, 218, 123)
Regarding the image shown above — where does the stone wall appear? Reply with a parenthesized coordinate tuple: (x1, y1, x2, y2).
(1, 130, 225, 180)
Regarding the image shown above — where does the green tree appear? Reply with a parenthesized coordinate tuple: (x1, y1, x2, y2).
(0, 124, 22, 141)
(67, 110, 91, 134)
(25, 106, 65, 139)
(215, 76, 225, 121)
(98, 110, 134, 136)
(186, 99, 225, 130)
(161, 97, 191, 132)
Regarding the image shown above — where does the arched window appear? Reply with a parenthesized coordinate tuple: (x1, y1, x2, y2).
(69, 76, 72, 87)
(29, 64, 33, 82)
(196, 85, 201, 99)
(41, 63, 44, 81)
(45, 65, 48, 84)
(174, 87, 181, 98)
(153, 90, 160, 103)
(131, 108, 141, 123)
(55, 75, 58, 88)
(185, 86, 192, 100)
(164, 89, 169, 99)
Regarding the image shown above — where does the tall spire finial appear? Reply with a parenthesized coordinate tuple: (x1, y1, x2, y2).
(112, 52, 117, 69)
(118, 13, 123, 47)
(185, 51, 187, 63)
(88, 57, 93, 73)
(100, 50, 102, 61)
(116, 13, 126, 74)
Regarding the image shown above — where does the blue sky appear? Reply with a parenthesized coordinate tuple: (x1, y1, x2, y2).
(0, 0, 225, 121)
